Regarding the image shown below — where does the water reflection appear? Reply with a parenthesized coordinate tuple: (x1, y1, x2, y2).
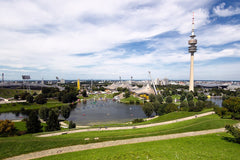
(67, 99, 146, 125)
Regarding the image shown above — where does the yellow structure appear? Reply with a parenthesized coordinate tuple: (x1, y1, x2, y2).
(77, 79, 80, 90)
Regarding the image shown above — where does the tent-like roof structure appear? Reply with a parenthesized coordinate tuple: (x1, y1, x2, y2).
(134, 84, 155, 95)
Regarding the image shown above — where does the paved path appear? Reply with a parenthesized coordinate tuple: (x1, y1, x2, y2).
(38, 111, 215, 137)
(5, 128, 225, 160)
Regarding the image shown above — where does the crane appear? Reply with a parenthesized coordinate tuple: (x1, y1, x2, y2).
(148, 71, 158, 95)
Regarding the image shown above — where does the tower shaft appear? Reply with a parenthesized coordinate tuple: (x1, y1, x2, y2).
(189, 54, 194, 92)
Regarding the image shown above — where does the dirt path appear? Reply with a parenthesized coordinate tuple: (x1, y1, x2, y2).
(38, 111, 215, 137)
(5, 128, 225, 160)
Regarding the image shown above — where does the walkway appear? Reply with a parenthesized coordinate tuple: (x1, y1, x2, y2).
(38, 111, 215, 137)
(5, 128, 225, 160)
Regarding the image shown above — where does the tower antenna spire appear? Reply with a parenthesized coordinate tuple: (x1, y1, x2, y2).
(192, 12, 195, 36)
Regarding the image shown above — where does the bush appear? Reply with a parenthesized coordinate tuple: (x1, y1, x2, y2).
(68, 121, 76, 129)
(132, 118, 144, 123)
(0, 120, 17, 137)
(225, 124, 240, 143)
(164, 103, 178, 113)
(180, 101, 189, 111)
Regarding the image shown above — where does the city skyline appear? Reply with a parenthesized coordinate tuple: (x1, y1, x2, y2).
(1, 0, 240, 80)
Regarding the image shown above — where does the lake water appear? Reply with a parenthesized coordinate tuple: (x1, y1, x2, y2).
(0, 99, 146, 125)
(207, 97, 222, 107)
(67, 99, 146, 125)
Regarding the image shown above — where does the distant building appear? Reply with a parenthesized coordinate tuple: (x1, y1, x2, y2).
(162, 78, 169, 85)
(60, 79, 65, 84)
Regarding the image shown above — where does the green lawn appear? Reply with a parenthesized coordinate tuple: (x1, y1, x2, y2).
(92, 108, 213, 127)
(0, 99, 67, 113)
(14, 121, 47, 132)
(120, 95, 140, 104)
(37, 132, 240, 160)
(0, 114, 238, 159)
(0, 88, 40, 98)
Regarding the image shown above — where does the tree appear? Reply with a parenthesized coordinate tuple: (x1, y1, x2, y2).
(39, 107, 49, 121)
(61, 106, 71, 120)
(26, 111, 42, 133)
(14, 95, 19, 100)
(187, 93, 194, 101)
(46, 110, 60, 131)
(124, 91, 130, 98)
(198, 93, 207, 101)
(149, 94, 155, 102)
(82, 90, 88, 97)
(20, 92, 30, 100)
(153, 100, 160, 115)
(26, 95, 34, 103)
(180, 95, 185, 102)
(166, 96, 173, 103)
(155, 95, 163, 104)
(0, 120, 17, 137)
(180, 101, 189, 111)
(196, 100, 204, 111)
(35, 94, 47, 104)
(142, 103, 154, 117)
(164, 103, 178, 113)
(188, 100, 195, 111)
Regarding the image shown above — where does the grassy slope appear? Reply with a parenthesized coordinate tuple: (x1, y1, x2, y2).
(37, 132, 240, 160)
(0, 114, 238, 159)
(0, 88, 40, 98)
(92, 108, 213, 127)
(0, 99, 67, 113)
(120, 96, 140, 104)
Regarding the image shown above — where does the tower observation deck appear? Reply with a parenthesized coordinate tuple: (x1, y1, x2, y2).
(188, 12, 197, 92)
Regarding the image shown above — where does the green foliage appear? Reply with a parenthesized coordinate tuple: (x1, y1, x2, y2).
(187, 93, 193, 101)
(68, 121, 76, 129)
(216, 97, 240, 119)
(39, 107, 49, 121)
(153, 100, 160, 115)
(142, 103, 154, 117)
(45, 110, 60, 131)
(155, 95, 163, 104)
(0, 120, 17, 137)
(26, 111, 42, 133)
(82, 90, 88, 97)
(180, 95, 185, 102)
(180, 101, 189, 111)
(166, 96, 173, 103)
(61, 106, 71, 120)
(35, 94, 47, 104)
(164, 103, 178, 113)
(225, 124, 240, 143)
(132, 118, 144, 123)
(14, 94, 19, 100)
(124, 91, 130, 98)
(188, 100, 195, 111)
(197, 93, 207, 101)
(20, 92, 30, 100)
(26, 95, 34, 103)
(149, 94, 155, 102)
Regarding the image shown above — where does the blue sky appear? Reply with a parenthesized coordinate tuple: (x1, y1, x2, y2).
(0, 0, 240, 80)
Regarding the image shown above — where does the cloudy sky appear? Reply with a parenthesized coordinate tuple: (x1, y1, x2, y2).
(0, 0, 240, 80)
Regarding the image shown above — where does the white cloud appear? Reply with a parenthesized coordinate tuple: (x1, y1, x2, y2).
(0, 0, 239, 80)
(213, 2, 240, 17)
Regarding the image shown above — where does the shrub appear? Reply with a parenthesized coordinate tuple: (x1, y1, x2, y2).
(132, 118, 144, 123)
(225, 124, 240, 143)
(0, 120, 17, 137)
(69, 121, 76, 129)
